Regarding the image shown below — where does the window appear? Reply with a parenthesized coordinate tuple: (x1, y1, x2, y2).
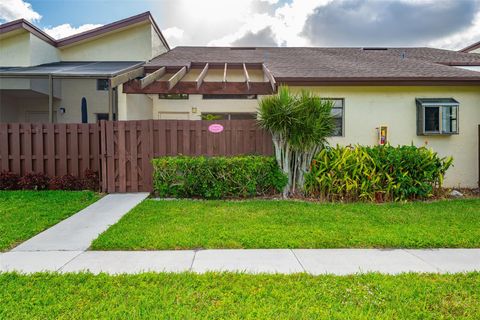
(416, 98, 459, 135)
(96, 79, 109, 91)
(324, 98, 344, 137)
(158, 93, 189, 99)
(201, 113, 257, 120)
(202, 94, 257, 100)
(96, 113, 109, 121)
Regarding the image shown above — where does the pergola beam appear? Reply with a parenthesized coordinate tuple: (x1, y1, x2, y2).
(140, 67, 166, 89)
(167, 66, 187, 90)
(243, 63, 250, 90)
(195, 63, 209, 89)
(109, 66, 144, 88)
(262, 63, 276, 91)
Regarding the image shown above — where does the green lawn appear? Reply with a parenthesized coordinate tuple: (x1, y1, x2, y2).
(1, 272, 479, 319)
(0, 191, 100, 251)
(92, 198, 480, 250)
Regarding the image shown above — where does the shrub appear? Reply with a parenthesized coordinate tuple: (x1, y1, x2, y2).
(82, 169, 100, 191)
(304, 145, 453, 202)
(19, 172, 50, 190)
(152, 156, 287, 199)
(49, 174, 83, 191)
(0, 171, 20, 190)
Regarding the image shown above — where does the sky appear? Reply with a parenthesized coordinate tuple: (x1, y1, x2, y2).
(1, 0, 480, 50)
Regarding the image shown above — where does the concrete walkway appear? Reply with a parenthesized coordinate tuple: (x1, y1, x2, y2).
(1, 192, 480, 275)
(2, 249, 480, 275)
(12, 193, 149, 252)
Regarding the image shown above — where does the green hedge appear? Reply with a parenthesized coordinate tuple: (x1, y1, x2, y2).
(152, 156, 287, 199)
(305, 145, 453, 202)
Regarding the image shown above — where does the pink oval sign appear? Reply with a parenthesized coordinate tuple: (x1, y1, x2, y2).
(208, 124, 224, 133)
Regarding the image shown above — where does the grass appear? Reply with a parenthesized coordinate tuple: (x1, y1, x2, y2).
(0, 272, 479, 319)
(0, 191, 100, 251)
(92, 198, 480, 250)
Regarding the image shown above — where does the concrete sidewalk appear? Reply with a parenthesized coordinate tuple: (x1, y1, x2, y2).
(2, 249, 480, 275)
(12, 193, 149, 252)
(2, 192, 479, 275)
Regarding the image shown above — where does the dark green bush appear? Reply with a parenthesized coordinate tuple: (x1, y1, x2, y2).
(305, 145, 453, 202)
(152, 156, 287, 199)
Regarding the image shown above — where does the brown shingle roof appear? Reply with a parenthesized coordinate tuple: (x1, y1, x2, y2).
(146, 47, 480, 82)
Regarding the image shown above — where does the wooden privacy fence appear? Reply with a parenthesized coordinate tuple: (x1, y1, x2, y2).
(0, 120, 273, 193)
(0, 123, 100, 178)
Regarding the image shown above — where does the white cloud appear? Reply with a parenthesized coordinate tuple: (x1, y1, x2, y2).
(43, 23, 103, 40)
(429, 11, 480, 50)
(162, 26, 185, 47)
(0, 0, 41, 22)
(208, 0, 333, 46)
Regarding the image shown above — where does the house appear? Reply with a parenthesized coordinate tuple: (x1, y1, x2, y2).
(0, 12, 169, 123)
(1, 13, 480, 188)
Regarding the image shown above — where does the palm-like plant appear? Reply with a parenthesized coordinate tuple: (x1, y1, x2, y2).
(258, 86, 335, 197)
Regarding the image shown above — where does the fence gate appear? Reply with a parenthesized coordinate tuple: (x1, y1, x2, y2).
(100, 120, 273, 193)
(100, 120, 152, 193)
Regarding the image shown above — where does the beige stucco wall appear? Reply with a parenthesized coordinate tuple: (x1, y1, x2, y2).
(149, 86, 480, 188)
(118, 84, 153, 120)
(152, 94, 259, 120)
(0, 32, 31, 66)
(294, 86, 480, 188)
(29, 34, 60, 65)
(0, 32, 59, 67)
(0, 94, 61, 122)
(57, 79, 109, 123)
(60, 23, 165, 61)
(151, 25, 168, 58)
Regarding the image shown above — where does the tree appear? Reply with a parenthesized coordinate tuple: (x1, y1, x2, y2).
(258, 86, 335, 197)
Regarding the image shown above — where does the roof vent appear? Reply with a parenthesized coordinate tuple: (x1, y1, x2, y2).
(230, 47, 257, 50)
(362, 47, 388, 51)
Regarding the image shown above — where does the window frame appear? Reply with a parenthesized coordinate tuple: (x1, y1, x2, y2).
(323, 98, 345, 137)
(416, 98, 459, 135)
(96, 79, 109, 91)
(202, 94, 258, 100)
(201, 112, 257, 120)
(158, 93, 189, 100)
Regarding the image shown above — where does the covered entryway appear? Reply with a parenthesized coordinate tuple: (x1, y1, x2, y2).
(0, 61, 144, 123)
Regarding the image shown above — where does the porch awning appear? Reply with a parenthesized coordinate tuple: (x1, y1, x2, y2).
(415, 98, 459, 106)
(0, 61, 143, 78)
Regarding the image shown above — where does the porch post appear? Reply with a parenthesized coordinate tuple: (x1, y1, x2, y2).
(108, 82, 113, 121)
(48, 74, 53, 123)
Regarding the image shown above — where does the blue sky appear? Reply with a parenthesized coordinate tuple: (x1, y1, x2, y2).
(27, 0, 152, 28)
(1, 0, 479, 50)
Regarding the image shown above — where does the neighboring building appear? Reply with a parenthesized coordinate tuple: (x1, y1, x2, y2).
(0, 12, 169, 123)
(1, 14, 480, 188)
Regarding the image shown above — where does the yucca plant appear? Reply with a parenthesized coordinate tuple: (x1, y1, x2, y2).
(258, 86, 335, 197)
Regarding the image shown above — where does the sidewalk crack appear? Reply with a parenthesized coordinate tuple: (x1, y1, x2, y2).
(403, 249, 442, 273)
(57, 251, 85, 272)
(290, 249, 307, 273)
(189, 250, 197, 271)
